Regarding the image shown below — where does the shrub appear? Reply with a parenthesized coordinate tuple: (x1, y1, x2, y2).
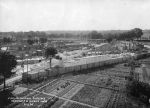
(126, 80, 150, 105)
(0, 89, 15, 107)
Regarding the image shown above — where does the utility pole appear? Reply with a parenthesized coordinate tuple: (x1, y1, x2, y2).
(130, 60, 135, 80)
(21, 53, 24, 73)
(25, 54, 29, 83)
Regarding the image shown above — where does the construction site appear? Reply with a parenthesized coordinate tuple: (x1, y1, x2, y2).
(2, 40, 149, 108)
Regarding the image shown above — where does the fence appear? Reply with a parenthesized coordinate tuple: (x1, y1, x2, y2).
(22, 53, 136, 82)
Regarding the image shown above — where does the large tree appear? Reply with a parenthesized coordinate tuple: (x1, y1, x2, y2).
(0, 51, 17, 91)
(45, 47, 57, 68)
(39, 37, 47, 44)
(2, 37, 12, 44)
(89, 31, 103, 39)
(132, 28, 143, 40)
(27, 39, 34, 45)
(126, 80, 150, 105)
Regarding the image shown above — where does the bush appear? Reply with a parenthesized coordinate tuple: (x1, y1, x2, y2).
(126, 80, 150, 105)
(0, 89, 15, 107)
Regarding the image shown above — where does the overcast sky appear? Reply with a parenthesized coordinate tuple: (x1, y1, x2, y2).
(0, 0, 150, 32)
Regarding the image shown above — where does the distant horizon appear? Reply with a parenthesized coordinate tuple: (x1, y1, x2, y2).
(0, 29, 150, 33)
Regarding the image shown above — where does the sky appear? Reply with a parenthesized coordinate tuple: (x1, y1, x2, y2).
(0, 0, 150, 32)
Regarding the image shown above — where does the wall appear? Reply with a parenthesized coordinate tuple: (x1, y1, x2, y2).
(22, 54, 136, 82)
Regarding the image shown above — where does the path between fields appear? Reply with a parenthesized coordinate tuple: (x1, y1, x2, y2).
(29, 88, 99, 108)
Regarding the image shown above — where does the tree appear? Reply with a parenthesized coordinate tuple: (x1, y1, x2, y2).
(2, 37, 12, 44)
(126, 80, 150, 105)
(39, 37, 47, 44)
(45, 47, 57, 68)
(106, 35, 113, 43)
(27, 39, 34, 45)
(0, 88, 15, 106)
(27, 38, 35, 53)
(88, 31, 103, 39)
(132, 28, 143, 40)
(118, 28, 143, 41)
(0, 51, 17, 91)
(102, 28, 143, 41)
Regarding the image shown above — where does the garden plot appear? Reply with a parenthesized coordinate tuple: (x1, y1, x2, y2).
(114, 64, 130, 70)
(83, 75, 108, 87)
(60, 101, 93, 108)
(108, 68, 129, 73)
(94, 89, 113, 108)
(50, 81, 77, 97)
(33, 92, 52, 99)
(84, 75, 100, 84)
(71, 85, 112, 108)
(38, 80, 66, 93)
(38, 79, 61, 92)
(106, 77, 127, 90)
(50, 99, 66, 108)
(81, 75, 126, 91)
(62, 84, 84, 99)
(93, 70, 129, 77)
(105, 92, 120, 108)
(87, 75, 111, 87)
(65, 74, 90, 82)
(117, 94, 127, 108)
(93, 76, 124, 90)
(115, 67, 129, 72)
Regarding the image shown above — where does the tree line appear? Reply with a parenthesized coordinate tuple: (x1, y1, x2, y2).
(0, 37, 13, 44)
(0, 28, 143, 43)
(87, 28, 143, 41)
